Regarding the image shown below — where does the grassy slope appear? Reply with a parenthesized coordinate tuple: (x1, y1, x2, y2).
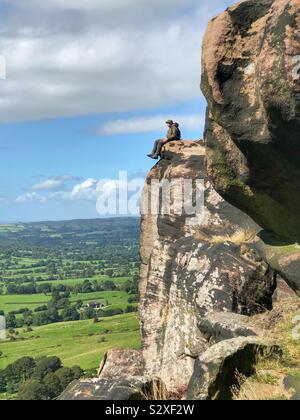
(235, 298, 300, 400)
(0, 312, 141, 371)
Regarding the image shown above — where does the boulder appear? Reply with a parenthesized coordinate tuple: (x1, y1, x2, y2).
(59, 350, 146, 400)
(255, 234, 300, 296)
(284, 375, 300, 401)
(59, 377, 158, 401)
(273, 276, 298, 302)
(187, 337, 282, 400)
(199, 312, 258, 344)
(98, 349, 144, 379)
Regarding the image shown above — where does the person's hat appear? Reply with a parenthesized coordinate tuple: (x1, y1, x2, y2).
(166, 119, 174, 124)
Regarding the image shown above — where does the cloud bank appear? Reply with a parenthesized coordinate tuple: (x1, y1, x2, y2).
(98, 114, 205, 136)
(0, 0, 231, 122)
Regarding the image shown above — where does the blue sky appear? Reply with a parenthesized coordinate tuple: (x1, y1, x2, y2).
(0, 0, 233, 222)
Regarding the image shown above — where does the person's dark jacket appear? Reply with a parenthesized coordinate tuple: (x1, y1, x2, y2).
(166, 124, 181, 141)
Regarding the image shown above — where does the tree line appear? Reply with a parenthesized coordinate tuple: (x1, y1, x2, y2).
(0, 356, 83, 400)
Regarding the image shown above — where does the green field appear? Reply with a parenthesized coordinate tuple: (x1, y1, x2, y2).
(34, 275, 131, 288)
(0, 313, 141, 371)
(0, 218, 141, 400)
(0, 290, 133, 314)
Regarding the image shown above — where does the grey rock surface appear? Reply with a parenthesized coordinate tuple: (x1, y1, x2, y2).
(187, 337, 281, 400)
(98, 349, 144, 379)
(199, 312, 258, 344)
(59, 377, 156, 401)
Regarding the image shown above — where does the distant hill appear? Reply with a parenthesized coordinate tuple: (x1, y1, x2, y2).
(0, 217, 140, 253)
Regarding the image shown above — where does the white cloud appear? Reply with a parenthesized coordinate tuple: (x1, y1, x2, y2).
(98, 114, 204, 136)
(0, 0, 232, 122)
(69, 178, 98, 200)
(15, 172, 147, 206)
(16, 192, 47, 204)
(32, 178, 66, 191)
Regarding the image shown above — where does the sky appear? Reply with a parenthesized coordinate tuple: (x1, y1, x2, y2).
(0, 0, 234, 223)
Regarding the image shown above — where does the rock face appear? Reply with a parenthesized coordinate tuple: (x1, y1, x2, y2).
(284, 375, 300, 400)
(98, 349, 144, 379)
(255, 236, 300, 295)
(187, 337, 281, 400)
(202, 0, 300, 294)
(59, 349, 152, 401)
(202, 0, 300, 240)
(139, 140, 276, 392)
(198, 312, 259, 344)
(59, 377, 156, 401)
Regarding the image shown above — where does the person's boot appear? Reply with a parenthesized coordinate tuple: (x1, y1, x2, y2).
(147, 153, 159, 159)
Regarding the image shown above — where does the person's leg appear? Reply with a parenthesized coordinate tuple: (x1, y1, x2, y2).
(148, 139, 162, 158)
(154, 139, 165, 157)
(151, 139, 161, 155)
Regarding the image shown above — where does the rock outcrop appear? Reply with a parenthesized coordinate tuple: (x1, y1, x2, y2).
(59, 349, 160, 401)
(198, 312, 259, 344)
(202, 0, 300, 293)
(140, 140, 276, 392)
(59, 377, 158, 401)
(97, 349, 144, 379)
(187, 337, 282, 400)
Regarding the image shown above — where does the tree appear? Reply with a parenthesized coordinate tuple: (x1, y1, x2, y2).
(80, 307, 96, 320)
(44, 373, 62, 399)
(70, 366, 84, 380)
(75, 300, 83, 310)
(105, 269, 114, 278)
(128, 295, 139, 304)
(82, 280, 93, 294)
(55, 368, 75, 389)
(55, 366, 83, 389)
(18, 380, 49, 401)
(32, 356, 62, 381)
(3, 357, 36, 389)
(103, 280, 116, 291)
(61, 306, 79, 322)
(6, 313, 17, 329)
(0, 371, 7, 393)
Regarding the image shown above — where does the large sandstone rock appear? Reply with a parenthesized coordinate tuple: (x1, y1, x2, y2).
(60, 349, 146, 400)
(187, 337, 282, 400)
(284, 375, 300, 400)
(202, 0, 300, 293)
(98, 349, 144, 379)
(199, 312, 259, 344)
(273, 276, 298, 302)
(140, 140, 276, 392)
(59, 377, 157, 401)
(255, 234, 300, 295)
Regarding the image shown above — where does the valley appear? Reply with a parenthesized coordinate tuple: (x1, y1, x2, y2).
(0, 218, 142, 399)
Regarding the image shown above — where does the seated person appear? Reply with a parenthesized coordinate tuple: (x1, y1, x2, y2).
(147, 120, 181, 159)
